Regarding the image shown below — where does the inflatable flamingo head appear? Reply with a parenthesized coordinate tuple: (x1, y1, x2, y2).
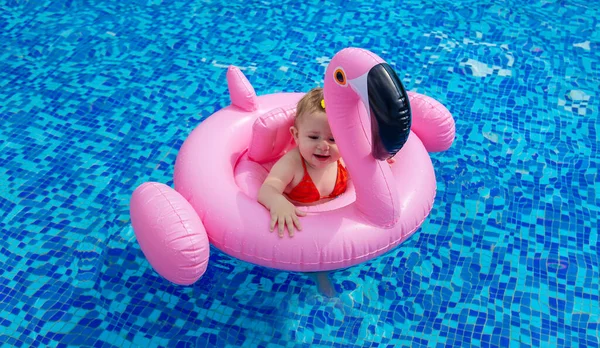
(324, 48, 412, 160)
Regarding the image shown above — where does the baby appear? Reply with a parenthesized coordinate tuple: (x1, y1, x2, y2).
(257, 87, 394, 297)
(257, 87, 348, 238)
(257, 87, 343, 297)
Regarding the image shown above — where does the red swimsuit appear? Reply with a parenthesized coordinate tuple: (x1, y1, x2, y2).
(286, 157, 349, 204)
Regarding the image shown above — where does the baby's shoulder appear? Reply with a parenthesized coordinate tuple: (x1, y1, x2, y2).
(275, 148, 304, 179)
(279, 147, 301, 165)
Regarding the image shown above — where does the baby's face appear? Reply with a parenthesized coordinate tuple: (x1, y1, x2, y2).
(291, 111, 340, 169)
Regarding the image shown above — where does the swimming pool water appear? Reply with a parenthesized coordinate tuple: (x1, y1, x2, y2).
(1, 0, 598, 347)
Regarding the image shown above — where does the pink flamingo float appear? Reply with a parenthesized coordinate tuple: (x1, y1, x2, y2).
(130, 48, 455, 285)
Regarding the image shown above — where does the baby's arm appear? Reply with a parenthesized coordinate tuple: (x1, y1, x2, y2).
(258, 154, 306, 237)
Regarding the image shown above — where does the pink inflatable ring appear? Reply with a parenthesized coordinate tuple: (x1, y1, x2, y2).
(130, 48, 455, 285)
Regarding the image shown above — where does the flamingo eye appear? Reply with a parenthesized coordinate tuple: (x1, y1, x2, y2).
(334, 68, 347, 87)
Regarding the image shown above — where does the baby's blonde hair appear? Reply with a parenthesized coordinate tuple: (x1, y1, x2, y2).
(295, 87, 325, 126)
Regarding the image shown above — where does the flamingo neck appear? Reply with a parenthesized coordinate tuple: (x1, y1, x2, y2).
(324, 87, 400, 227)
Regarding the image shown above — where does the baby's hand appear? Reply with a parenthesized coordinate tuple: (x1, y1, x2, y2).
(269, 197, 306, 238)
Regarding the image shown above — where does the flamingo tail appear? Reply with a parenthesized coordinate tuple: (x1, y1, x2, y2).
(227, 66, 258, 112)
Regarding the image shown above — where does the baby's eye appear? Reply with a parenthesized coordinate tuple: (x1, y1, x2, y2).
(329, 138, 335, 143)
(308, 136, 318, 140)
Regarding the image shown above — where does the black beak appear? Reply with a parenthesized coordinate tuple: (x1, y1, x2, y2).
(367, 63, 411, 160)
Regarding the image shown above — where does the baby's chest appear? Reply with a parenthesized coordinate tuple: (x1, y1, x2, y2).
(312, 173, 337, 195)
(295, 166, 338, 195)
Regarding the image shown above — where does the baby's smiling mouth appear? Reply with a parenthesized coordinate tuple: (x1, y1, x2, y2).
(314, 154, 330, 161)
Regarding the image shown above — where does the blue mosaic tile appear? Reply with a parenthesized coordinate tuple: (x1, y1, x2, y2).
(1, 0, 599, 347)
